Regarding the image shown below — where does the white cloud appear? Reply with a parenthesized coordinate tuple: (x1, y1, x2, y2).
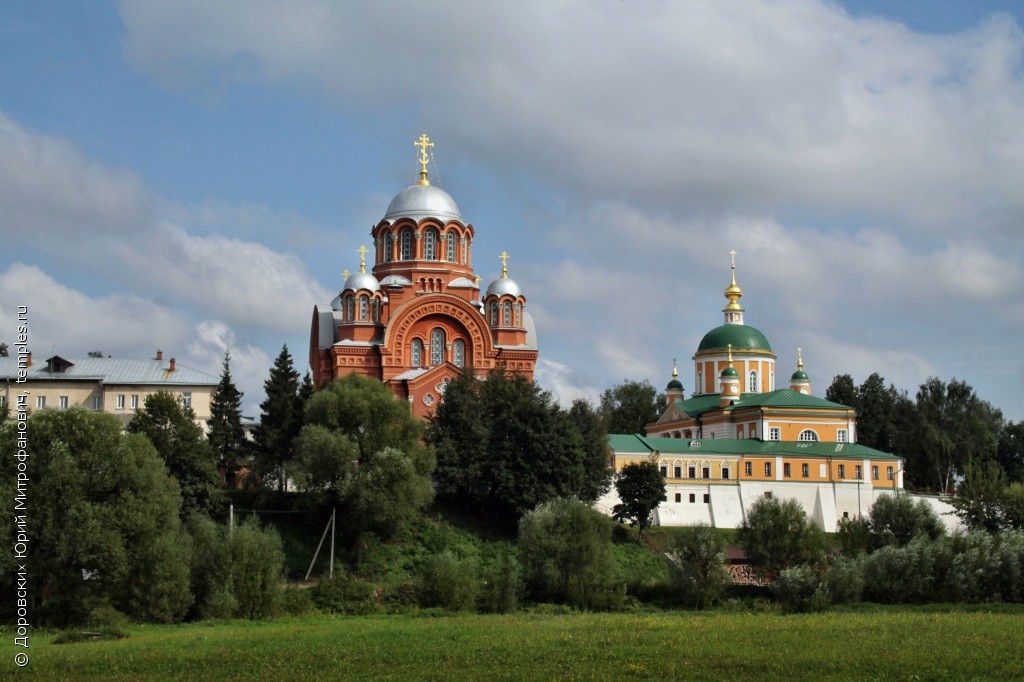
(533, 358, 601, 408)
(0, 263, 191, 357)
(187, 320, 272, 415)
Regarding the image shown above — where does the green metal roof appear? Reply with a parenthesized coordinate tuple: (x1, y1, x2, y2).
(696, 324, 773, 353)
(668, 388, 852, 419)
(607, 434, 900, 461)
(666, 378, 684, 390)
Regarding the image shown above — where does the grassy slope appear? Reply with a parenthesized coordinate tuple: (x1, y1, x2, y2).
(32, 608, 1024, 680)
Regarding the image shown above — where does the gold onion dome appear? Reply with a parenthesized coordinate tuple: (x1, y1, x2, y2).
(724, 248, 744, 312)
(667, 359, 684, 391)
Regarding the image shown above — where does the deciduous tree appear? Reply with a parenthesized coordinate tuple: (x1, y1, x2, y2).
(612, 460, 665, 543)
(598, 379, 664, 434)
(127, 391, 221, 518)
(738, 496, 826, 578)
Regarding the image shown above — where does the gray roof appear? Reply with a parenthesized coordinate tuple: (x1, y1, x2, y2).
(0, 356, 218, 386)
(486, 277, 522, 298)
(384, 184, 462, 223)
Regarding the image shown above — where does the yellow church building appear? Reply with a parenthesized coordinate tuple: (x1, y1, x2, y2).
(598, 254, 924, 531)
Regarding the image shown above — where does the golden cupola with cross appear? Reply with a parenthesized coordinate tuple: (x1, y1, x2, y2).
(310, 135, 539, 420)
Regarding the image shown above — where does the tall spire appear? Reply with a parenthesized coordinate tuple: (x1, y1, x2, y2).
(500, 250, 509, 278)
(672, 358, 679, 378)
(723, 249, 745, 325)
(414, 134, 434, 186)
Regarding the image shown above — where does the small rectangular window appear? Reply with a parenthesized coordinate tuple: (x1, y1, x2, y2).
(887, 466, 894, 481)
(660, 466, 667, 478)
(855, 465, 862, 479)
(675, 493, 681, 503)
(744, 462, 752, 476)
(783, 463, 791, 478)
(131, 394, 139, 409)
(872, 465, 879, 480)
(702, 466, 710, 479)
(36, 396, 46, 409)
(116, 394, 125, 410)
(802, 463, 809, 478)
(92, 395, 102, 410)
(764, 491, 773, 499)
(674, 466, 682, 479)
(59, 395, 69, 409)
(837, 429, 848, 443)
(703, 493, 710, 504)
(688, 466, 696, 478)
(838, 464, 846, 479)
(689, 493, 696, 503)
(769, 427, 780, 441)
(764, 462, 772, 477)
(722, 468, 730, 480)
(182, 392, 192, 407)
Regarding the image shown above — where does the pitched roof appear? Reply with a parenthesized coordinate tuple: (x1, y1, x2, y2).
(666, 388, 851, 420)
(607, 433, 900, 461)
(0, 356, 218, 386)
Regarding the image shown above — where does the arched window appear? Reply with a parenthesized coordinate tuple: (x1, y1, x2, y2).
(424, 229, 438, 260)
(798, 429, 819, 442)
(373, 299, 381, 322)
(400, 229, 413, 260)
(446, 233, 457, 262)
(489, 302, 498, 326)
(411, 339, 423, 367)
(430, 328, 445, 366)
(697, 371, 703, 394)
(345, 296, 354, 321)
(748, 370, 758, 393)
(359, 295, 368, 321)
(503, 301, 512, 325)
(384, 233, 394, 262)
(453, 339, 465, 367)
(515, 303, 522, 327)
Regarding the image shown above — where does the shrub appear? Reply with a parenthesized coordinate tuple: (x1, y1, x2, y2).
(836, 516, 872, 555)
(278, 585, 318, 616)
(994, 530, 1024, 602)
(229, 517, 286, 619)
(518, 497, 624, 610)
(480, 553, 523, 613)
(416, 551, 480, 611)
(665, 525, 729, 609)
(772, 565, 828, 613)
(823, 555, 864, 604)
(869, 495, 945, 548)
(311, 573, 380, 615)
(738, 497, 827, 578)
(863, 536, 937, 603)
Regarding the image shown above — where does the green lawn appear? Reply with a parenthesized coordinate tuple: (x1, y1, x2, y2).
(23, 608, 1024, 680)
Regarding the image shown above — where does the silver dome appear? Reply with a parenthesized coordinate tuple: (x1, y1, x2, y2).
(486, 277, 522, 298)
(448, 276, 478, 289)
(380, 274, 413, 287)
(384, 184, 462, 223)
(343, 271, 381, 293)
(330, 294, 343, 311)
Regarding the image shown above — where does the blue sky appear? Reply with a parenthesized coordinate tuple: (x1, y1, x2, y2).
(1, 0, 1023, 422)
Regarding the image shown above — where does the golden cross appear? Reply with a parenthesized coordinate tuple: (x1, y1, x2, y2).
(672, 358, 678, 378)
(797, 347, 803, 369)
(500, 250, 509, 277)
(342, 269, 351, 280)
(414, 134, 434, 185)
(727, 343, 733, 364)
(729, 249, 737, 268)
(358, 244, 368, 273)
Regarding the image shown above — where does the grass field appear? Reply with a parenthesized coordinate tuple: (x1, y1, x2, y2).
(24, 607, 1024, 680)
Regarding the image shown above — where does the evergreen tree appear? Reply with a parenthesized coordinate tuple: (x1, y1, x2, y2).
(208, 351, 247, 469)
(253, 345, 302, 491)
(824, 374, 858, 408)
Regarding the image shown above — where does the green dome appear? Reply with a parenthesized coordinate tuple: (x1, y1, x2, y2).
(697, 324, 773, 354)
(720, 366, 739, 379)
(791, 370, 809, 382)
(666, 378, 684, 391)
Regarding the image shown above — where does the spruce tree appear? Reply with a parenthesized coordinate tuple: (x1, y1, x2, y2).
(208, 351, 246, 472)
(254, 345, 302, 491)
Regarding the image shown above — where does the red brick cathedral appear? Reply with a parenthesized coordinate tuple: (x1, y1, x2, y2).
(310, 135, 539, 419)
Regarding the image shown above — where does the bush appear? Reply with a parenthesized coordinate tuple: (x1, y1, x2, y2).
(480, 553, 523, 614)
(836, 517, 872, 555)
(518, 497, 625, 611)
(772, 565, 829, 614)
(665, 525, 729, 609)
(278, 585, 318, 616)
(869, 495, 945, 548)
(310, 573, 380, 615)
(416, 551, 480, 611)
(823, 555, 864, 604)
(863, 535, 938, 604)
(738, 497, 827, 578)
